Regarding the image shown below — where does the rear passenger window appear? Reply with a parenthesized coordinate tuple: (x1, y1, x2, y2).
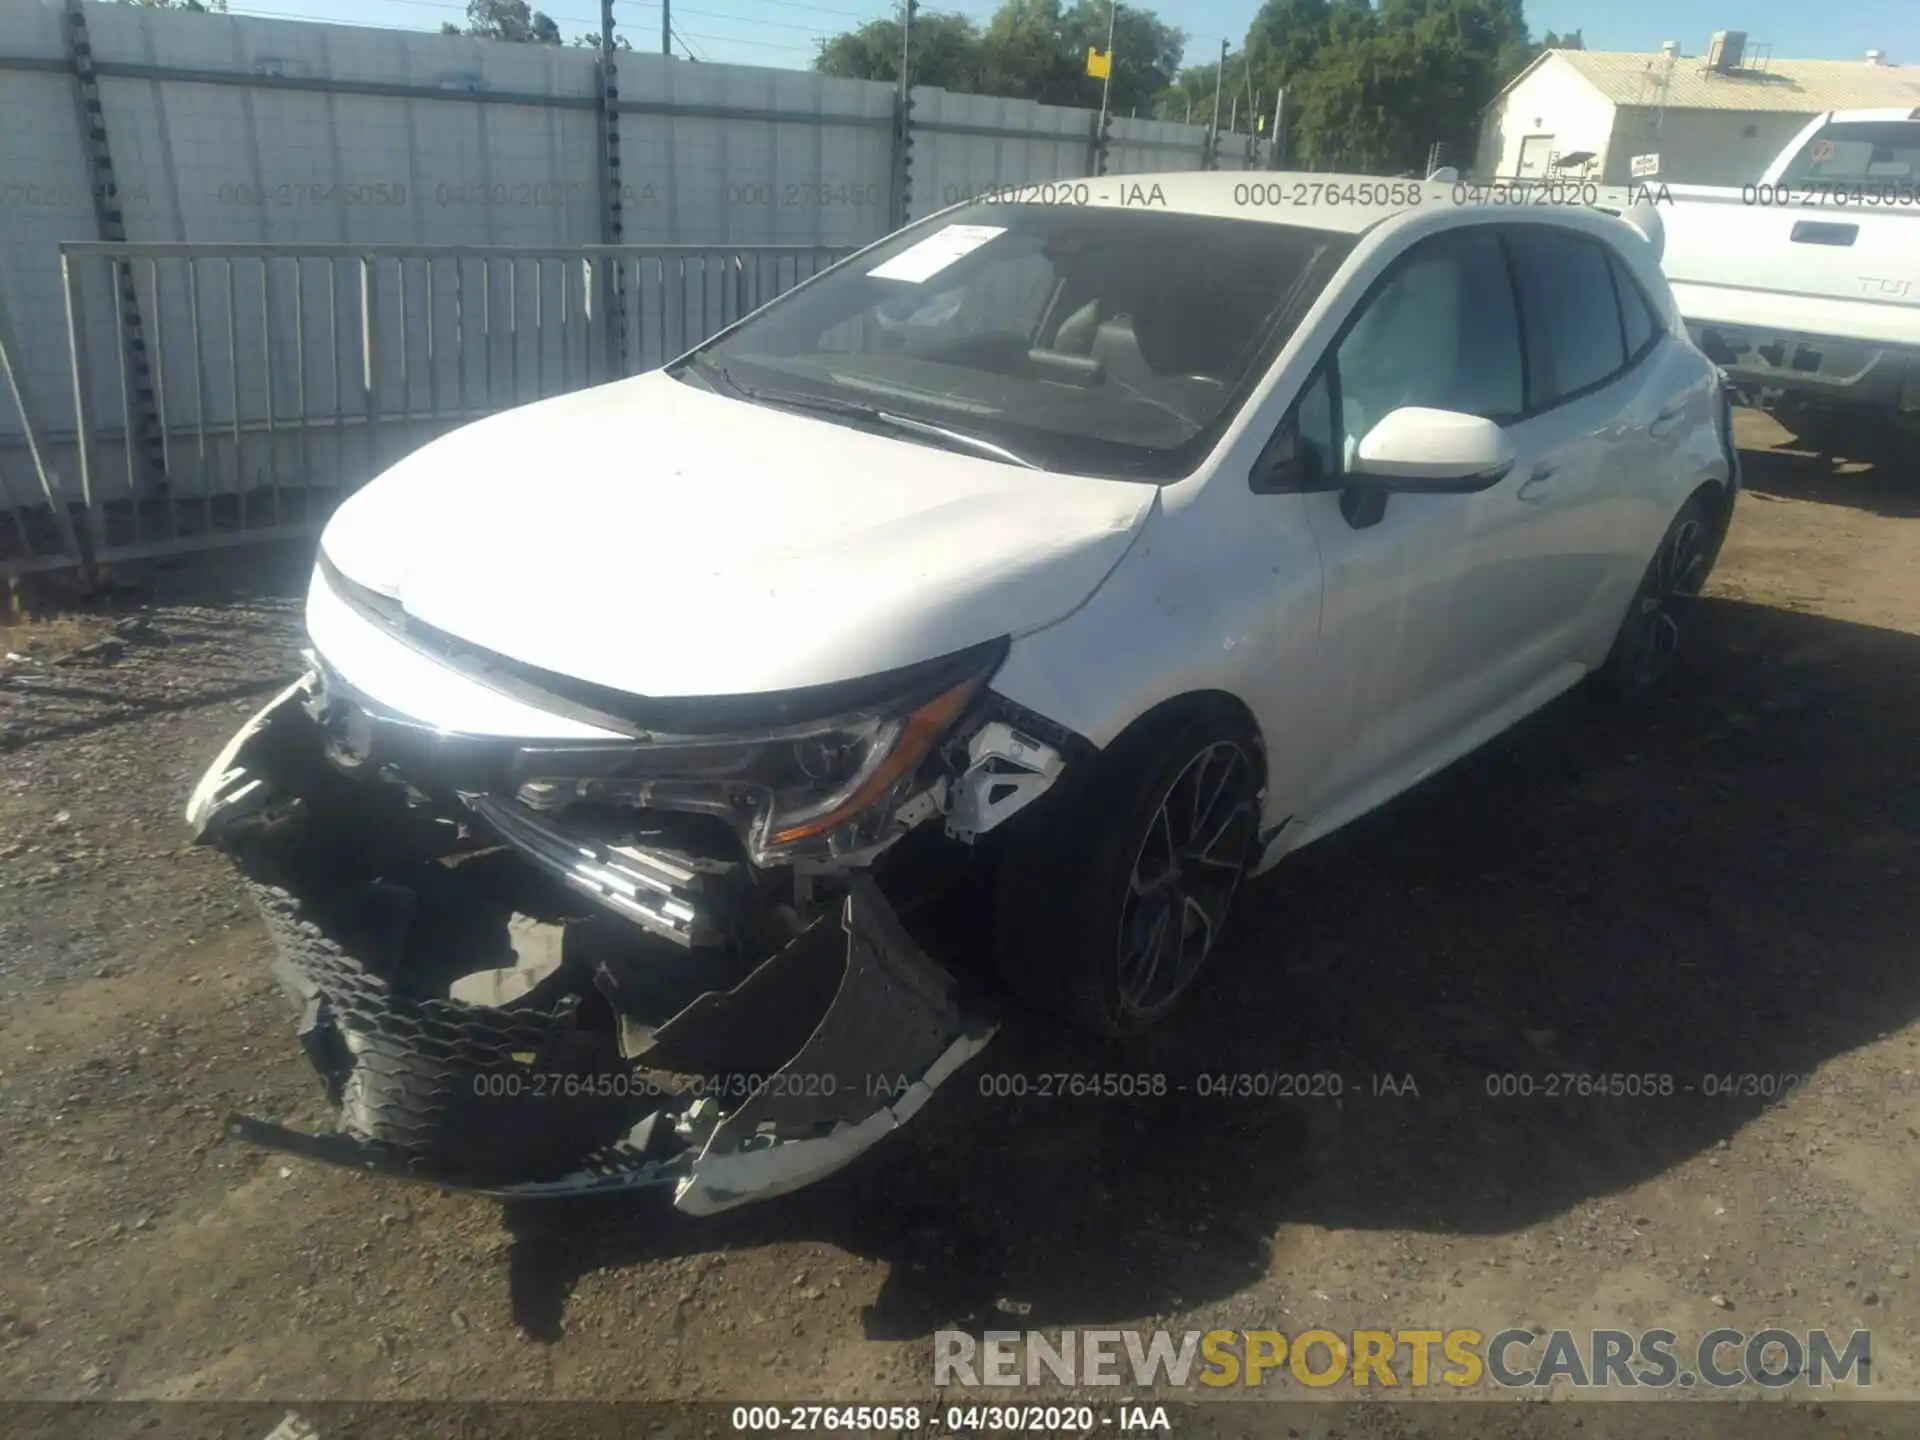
(1507, 229, 1628, 405)
(1609, 253, 1660, 360)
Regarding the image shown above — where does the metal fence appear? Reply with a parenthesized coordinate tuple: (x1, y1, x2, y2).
(0, 241, 851, 577)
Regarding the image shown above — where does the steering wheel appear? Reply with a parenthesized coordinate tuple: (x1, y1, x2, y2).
(875, 289, 964, 333)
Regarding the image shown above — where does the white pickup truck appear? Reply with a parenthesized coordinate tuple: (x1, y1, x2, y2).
(1654, 108, 1920, 448)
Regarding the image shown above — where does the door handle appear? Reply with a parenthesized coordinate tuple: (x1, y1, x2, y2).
(1789, 220, 1858, 247)
(1517, 463, 1558, 501)
(1650, 402, 1687, 438)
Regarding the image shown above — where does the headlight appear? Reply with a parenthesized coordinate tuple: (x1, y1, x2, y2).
(506, 661, 995, 866)
(753, 670, 983, 862)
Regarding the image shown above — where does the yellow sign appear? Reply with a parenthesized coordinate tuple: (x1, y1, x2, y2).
(1086, 47, 1111, 79)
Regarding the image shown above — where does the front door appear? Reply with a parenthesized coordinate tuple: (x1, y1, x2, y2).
(1292, 226, 1561, 822)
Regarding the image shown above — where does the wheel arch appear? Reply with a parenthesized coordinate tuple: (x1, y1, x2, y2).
(1687, 474, 1737, 572)
(980, 686, 1270, 858)
(1095, 688, 1270, 794)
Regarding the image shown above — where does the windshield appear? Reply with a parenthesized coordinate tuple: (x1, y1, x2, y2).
(1776, 120, 1920, 186)
(677, 203, 1354, 482)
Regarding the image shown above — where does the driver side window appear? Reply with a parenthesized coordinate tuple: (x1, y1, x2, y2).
(1332, 230, 1524, 465)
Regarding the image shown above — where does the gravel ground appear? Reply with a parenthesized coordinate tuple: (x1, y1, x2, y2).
(1, 413, 1917, 1420)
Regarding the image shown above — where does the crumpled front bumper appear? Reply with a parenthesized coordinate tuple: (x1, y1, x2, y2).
(187, 675, 995, 1215)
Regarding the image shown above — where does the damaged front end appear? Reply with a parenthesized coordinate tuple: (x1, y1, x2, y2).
(187, 642, 1069, 1214)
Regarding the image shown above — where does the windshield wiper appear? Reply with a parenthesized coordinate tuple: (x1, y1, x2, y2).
(679, 352, 747, 397)
(725, 381, 1041, 470)
(864, 408, 1041, 470)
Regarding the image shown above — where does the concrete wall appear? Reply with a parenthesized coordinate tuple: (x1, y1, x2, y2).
(0, 0, 1224, 480)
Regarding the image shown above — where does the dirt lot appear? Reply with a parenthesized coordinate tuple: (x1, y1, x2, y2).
(2, 412, 1918, 1417)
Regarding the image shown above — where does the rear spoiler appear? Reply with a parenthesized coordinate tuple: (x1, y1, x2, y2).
(1588, 186, 1667, 263)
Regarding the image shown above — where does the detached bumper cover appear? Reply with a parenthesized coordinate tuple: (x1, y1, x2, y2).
(188, 679, 993, 1213)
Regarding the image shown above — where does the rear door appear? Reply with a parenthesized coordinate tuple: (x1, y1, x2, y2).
(1503, 223, 1694, 657)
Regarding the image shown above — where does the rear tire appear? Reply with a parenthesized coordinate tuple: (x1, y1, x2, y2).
(1593, 492, 1716, 701)
(990, 703, 1263, 1038)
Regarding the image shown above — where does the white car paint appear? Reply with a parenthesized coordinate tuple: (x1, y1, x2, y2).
(313, 174, 1731, 878)
(1655, 110, 1920, 414)
(319, 374, 1156, 703)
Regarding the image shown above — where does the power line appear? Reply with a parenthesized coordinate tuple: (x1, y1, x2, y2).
(223, 3, 451, 31)
(228, 0, 609, 35)
(676, 27, 820, 53)
(760, 0, 889, 19)
(672, 23, 709, 59)
(350, 0, 609, 26)
(458, 0, 630, 23)
(220, 0, 845, 61)
(624, 0, 879, 23)
(647, 4, 848, 36)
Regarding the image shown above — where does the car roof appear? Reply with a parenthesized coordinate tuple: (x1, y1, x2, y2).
(1059, 171, 1460, 235)
(1034, 169, 1659, 256)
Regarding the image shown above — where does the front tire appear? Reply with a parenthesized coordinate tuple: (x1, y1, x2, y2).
(990, 704, 1263, 1038)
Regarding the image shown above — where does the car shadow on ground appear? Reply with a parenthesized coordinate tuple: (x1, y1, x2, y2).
(1738, 430, 1920, 520)
(497, 591, 1920, 1343)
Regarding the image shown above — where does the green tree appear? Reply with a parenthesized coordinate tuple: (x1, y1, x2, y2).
(974, 0, 1084, 105)
(1059, 0, 1186, 115)
(813, 7, 985, 89)
(1256, 0, 1537, 172)
(818, 0, 1545, 164)
(447, 0, 563, 44)
(115, 0, 230, 10)
(1155, 51, 1233, 123)
(814, 0, 1182, 115)
(1243, 0, 1374, 93)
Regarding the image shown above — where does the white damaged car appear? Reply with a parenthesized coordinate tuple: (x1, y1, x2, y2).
(187, 174, 1738, 1214)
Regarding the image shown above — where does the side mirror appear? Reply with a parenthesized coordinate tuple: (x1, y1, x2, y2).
(1350, 407, 1517, 493)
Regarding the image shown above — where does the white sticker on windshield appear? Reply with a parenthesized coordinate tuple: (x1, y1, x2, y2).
(866, 224, 1006, 283)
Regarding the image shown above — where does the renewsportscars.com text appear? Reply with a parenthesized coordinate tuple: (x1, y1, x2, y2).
(935, 1327, 1872, 1390)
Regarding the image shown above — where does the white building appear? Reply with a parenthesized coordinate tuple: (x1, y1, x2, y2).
(1477, 35, 1920, 186)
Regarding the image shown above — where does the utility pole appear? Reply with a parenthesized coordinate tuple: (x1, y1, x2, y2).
(662, 0, 671, 56)
(899, 0, 914, 103)
(1202, 37, 1225, 169)
(891, 0, 918, 228)
(598, 0, 626, 376)
(1093, 0, 1117, 176)
(1241, 55, 1257, 166)
(1269, 85, 1284, 169)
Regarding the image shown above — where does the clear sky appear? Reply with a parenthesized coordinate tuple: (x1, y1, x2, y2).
(236, 0, 1918, 76)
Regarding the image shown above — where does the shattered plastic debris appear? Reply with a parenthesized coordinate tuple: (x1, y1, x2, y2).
(190, 681, 996, 1211)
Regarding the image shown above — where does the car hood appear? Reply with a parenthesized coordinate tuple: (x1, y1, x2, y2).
(319, 372, 1157, 700)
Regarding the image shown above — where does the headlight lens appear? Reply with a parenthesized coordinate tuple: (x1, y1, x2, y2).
(755, 671, 983, 862)
(507, 664, 993, 865)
